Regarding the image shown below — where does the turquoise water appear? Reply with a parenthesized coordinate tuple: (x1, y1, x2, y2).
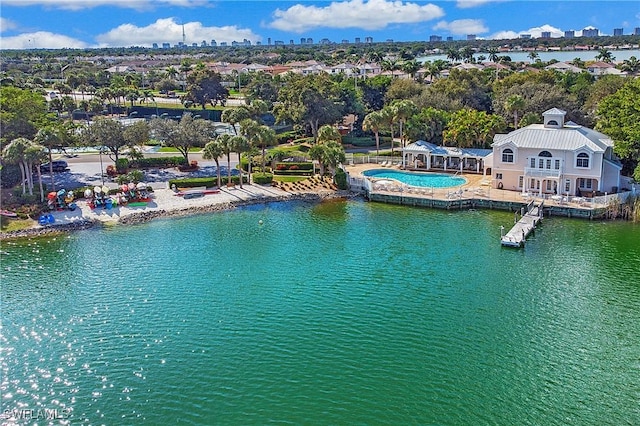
(2, 200, 640, 424)
(363, 169, 466, 188)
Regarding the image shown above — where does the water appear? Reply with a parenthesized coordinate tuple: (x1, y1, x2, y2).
(419, 49, 640, 64)
(363, 169, 466, 188)
(2, 200, 640, 424)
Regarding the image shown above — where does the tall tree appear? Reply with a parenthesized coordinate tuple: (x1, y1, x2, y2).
(34, 126, 64, 190)
(0, 86, 49, 145)
(595, 78, 640, 180)
(391, 99, 417, 148)
(184, 69, 228, 109)
(504, 94, 526, 129)
(151, 113, 212, 164)
(202, 139, 225, 188)
(362, 111, 385, 156)
(231, 135, 250, 188)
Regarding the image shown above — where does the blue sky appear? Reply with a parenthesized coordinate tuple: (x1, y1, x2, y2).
(1, 1, 638, 49)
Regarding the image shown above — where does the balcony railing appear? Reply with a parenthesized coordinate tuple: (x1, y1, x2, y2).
(524, 167, 562, 178)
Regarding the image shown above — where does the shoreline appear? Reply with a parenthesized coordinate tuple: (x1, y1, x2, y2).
(0, 186, 356, 241)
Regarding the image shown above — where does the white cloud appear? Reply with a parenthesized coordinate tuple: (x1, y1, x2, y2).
(0, 31, 88, 49)
(456, 0, 502, 9)
(0, 17, 18, 33)
(488, 24, 563, 39)
(433, 19, 488, 35)
(95, 18, 260, 47)
(268, 0, 444, 33)
(2, 0, 207, 11)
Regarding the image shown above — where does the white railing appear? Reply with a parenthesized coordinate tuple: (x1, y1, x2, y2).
(345, 154, 401, 166)
(524, 167, 562, 178)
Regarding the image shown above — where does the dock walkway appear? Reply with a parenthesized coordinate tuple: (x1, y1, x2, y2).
(501, 201, 543, 248)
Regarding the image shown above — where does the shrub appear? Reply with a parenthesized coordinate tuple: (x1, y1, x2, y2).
(252, 172, 273, 185)
(0, 164, 22, 188)
(129, 156, 187, 169)
(115, 158, 129, 173)
(334, 169, 348, 190)
(168, 177, 217, 189)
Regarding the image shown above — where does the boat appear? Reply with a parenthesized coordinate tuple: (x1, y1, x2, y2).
(0, 210, 18, 218)
(175, 189, 220, 198)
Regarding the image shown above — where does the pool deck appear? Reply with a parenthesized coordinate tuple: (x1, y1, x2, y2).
(345, 164, 608, 219)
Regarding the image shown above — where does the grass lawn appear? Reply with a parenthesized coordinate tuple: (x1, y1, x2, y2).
(0, 218, 35, 233)
(273, 176, 309, 183)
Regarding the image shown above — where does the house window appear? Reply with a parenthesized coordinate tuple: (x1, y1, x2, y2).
(578, 178, 593, 189)
(547, 120, 558, 126)
(496, 173, 503, 179)
(555, 159, 561, 170)
(576, 152, 589, 168)
(502, 149, 514, 163)
(518, 176, 523, 188)
(539, 159, 544, 168)
(546, 159, 551, 169)
(539, 151, 552, 157)
(565, 179, 571, 193)
(546, 180, 553, 191)
(530, 158, 535, 168)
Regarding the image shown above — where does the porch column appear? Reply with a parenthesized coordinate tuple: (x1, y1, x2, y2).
(476, 160, 480, 173)
(443, 157, 447, 171)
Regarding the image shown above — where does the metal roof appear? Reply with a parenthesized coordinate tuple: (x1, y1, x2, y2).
(492, 124, 613, 152)
(403, 140, 492, 157)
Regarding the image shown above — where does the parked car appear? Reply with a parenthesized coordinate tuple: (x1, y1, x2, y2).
(40, 160, 68, 173)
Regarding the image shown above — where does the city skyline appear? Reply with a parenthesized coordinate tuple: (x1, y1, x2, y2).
(1, 0, 639, 50)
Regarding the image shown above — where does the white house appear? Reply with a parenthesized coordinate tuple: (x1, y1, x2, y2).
(490, 108, 622, 197)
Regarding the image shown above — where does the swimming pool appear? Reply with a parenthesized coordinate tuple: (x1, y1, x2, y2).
(363, 169, 466, 188)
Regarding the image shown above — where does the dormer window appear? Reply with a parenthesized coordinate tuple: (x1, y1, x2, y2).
(502, 148, 514, 163)
(547, 120, 558, 126)
(576, 152, 590, 168)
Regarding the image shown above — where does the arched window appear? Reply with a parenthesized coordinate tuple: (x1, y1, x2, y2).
(547, 120, 558, 126)
(502, 148, 514, 163)
(576, 152, 589, 168)
(538, 151, 552, 157)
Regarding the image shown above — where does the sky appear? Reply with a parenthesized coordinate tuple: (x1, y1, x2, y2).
(0, 0, 639, 50)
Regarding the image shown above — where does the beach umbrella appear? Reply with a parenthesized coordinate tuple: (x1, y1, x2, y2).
(94, 186, 102, 194)
(84, 189, 93, 198)
(47, 192, 57, 200)
(136, 182, 146, 189)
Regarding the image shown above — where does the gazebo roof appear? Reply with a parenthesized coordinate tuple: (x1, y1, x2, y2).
(403, 140, 492, 158)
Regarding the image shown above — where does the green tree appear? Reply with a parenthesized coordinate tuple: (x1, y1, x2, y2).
(150, 113, 213, 164)
(595, 78, 640, 179)
(231, 135, 250, 188)
(0, 86, 49, 146)
(24, 142, 47, 201)
(2, 137, 32, 195)
(184, 69, 228, 109)
(504, 94, 526, 129)
(216, 133, 235, 186)
(202, 139, 225, 188)
(34, 126, 64, 190)
(391, 99, 417, 147)
(595, 48, 615, 63)
(443, 109, 506, 148)
(362, 111, 385, 156)
(405, 107, 450, 144)
(84, 117, 148, 163)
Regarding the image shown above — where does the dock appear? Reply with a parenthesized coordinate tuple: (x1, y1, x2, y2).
(501, 200, 543, 248)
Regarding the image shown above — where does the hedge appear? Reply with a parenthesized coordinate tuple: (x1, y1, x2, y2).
(273, 169, 313, 176)
(274, 162, 313, 171)
(252, 172, 273, 185)
(130, 156, 187, 168)
(168, 175, 248, 188)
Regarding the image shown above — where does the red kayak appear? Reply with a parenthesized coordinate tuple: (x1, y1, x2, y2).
(0, 210, 18, 218)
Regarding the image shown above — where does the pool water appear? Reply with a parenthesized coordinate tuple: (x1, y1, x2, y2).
(363, 169, 466, 188)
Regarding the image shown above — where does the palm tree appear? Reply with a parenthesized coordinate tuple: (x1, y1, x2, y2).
(202, 139, 225, 188)
(487, 47, 499, 63)
(231, 135, 250, 188)
(595, 48, 614, 63)
(446, 48, 462, 64)
(620, 56, 640, 75)
(24, 143, 47, 202)
(380, 105, 397, 154)
(527, 52, 539, 62)
(35, 126, 63, 191)
(165, 66, 179, 79)
(504, 95, 526, 129)
(2, 138, 30, 195)
(391, 100, 417, 148)
(254, 125, 277, 173)
(401, 60, 420, 79)
(362, 111, 385, 156)
(221, 107, 250, 135)
(217, 133, 235, 186)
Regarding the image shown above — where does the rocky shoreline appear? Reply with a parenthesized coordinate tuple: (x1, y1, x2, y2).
(0, 191, 357, 241)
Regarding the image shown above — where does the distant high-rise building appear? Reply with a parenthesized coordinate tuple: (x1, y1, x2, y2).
(300, 37, 306, 45)
(613, 28, 623, 36)
(220, 42, 227, 47)
(211, 40, 217, 47)
(635, 27, 640, 36)
(446, 36, 453, 42)
(162, 42, 170, 49)
(191, 43, 198, 47)
(365, 37, 373, 44)
(582, 27, 599, 37)
(355, 37, 361, 44)
(307, 38, 313, 44)
(201, 40, 207, 47)
(274, 40, 285, 46)
(541, 31, 551, 39)
(267, 37, 271, 45)
(152, 43, 159, 49)
(256, 41, 262, 46)
(342, 39, 349, 44)
(319, 38, 331, 45)
(520, 34, 531, 39)
(385, 39, 393, 43)
(430, 35, 442, 42)
(467, 34, 476, 40)
(564, 30, 575, 38)
(289, 40, 294, 45)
